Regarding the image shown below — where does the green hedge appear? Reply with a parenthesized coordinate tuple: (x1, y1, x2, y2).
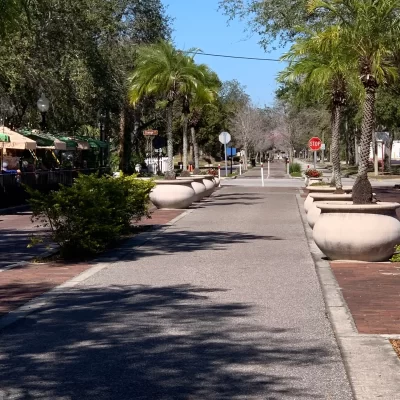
(28, 174, 154, 258)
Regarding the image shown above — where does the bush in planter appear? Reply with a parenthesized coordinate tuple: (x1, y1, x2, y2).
(305, 169, 322, 178)
(27, 174, 154, 258)
(180, 170, 191, 177)
(310, 181, 329, 186)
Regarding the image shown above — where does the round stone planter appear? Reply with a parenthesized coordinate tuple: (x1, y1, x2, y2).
(307, 198, 353, 228)
(213, 177, 220, 187)
(305, 176, 323, 186)
(304, 186, 353, 213)
(313, 202, 400, 261)
(150, 180, 195, 209)
(177, 177, 207, 202)
(304, 192, 352, 214)
(191, 175, 215, 196)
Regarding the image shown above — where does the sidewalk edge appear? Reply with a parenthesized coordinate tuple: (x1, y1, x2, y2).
(0, 209, 193, 332)
(296, 194, 400, 400)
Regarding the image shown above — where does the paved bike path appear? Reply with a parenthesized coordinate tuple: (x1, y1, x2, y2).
(0, 186, 352, 399)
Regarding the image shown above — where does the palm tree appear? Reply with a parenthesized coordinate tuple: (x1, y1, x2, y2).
(280, 26, 358, 193)
(309, 0, 400, 203)
(181, 63, 220, 171)
(128, 41, 206, 177)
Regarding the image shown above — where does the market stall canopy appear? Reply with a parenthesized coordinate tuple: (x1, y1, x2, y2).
(73, 136, 108, 149)
(0, 133, 10, 142)
(58, 136, 78, 150)
(0, 126, 36, 150)
(19, 129, 67, 150)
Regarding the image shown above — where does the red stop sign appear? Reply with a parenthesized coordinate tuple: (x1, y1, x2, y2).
(308, 137, 322, 151)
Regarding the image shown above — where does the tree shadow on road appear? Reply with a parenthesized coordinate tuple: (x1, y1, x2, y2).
(101, 229, 285, 264)
(0, 229, 49, 268)
(0, 284, 337, 399)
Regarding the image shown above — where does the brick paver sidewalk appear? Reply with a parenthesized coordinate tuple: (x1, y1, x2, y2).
(0, 208, 184, 318)
(331, 261, 400, 334)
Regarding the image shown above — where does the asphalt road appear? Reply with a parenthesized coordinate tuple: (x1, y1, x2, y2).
(0, 184, 353, 399)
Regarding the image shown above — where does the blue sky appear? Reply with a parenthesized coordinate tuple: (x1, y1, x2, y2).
(163, 0, 288, 106)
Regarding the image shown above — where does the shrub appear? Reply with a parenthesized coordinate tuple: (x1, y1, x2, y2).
(289, 162, 301, 174)
(28, 174, 154, 258)
(207, 168, 218, 176)
(180, 170, 191, 177)
(390, 245, 400, 262)
(305, 169, 322, 178)
(290, 171, 302, 177)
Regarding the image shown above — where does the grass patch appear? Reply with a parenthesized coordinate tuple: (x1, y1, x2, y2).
(290, 172, 302, 177)
(310, 181, 331, 186)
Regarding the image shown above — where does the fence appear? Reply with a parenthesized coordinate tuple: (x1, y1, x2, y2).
(0, 168, 110, 209)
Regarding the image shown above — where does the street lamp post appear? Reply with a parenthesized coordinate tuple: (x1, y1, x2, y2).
(37, 93, 50, 131)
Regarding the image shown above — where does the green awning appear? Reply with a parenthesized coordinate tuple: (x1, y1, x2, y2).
(58, 137, 78, 149)
(0, 133, 10, 142)
(90, 138, 108, 149)
(73, 136, 108, 149)
(19, 130, 53, 147)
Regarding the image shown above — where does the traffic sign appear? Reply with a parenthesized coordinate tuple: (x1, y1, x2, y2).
(308, 137, 322, 151)
(219, 131, 231, 145)
(143, 130, 158, 136)
(227, 147, 237, 156)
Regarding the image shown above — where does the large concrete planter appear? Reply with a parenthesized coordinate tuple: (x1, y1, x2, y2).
(304, 176, 323, 186)
(150, 180, 195, 209)
(192, 175, 215, 196)
(214, 177, 220, 186)
(177, 177, 207, 202)
(307, 198, 352, 228)
(304, 192, 352, 214)
(313, 202, 400, 261)
(304, 186, 353, 213)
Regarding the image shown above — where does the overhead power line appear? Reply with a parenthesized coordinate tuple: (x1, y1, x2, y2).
(184, 51, 285, 62)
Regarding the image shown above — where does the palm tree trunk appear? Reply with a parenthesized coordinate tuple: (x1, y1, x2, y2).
(331, 104, 343, 192)
(166, 102, 174, 176)
(353, 86, 375, 204)
(191, 126, 200, 169)
(182, 114, 189, 171)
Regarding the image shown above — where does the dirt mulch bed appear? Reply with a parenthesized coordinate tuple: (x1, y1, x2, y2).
(390, 339, 400, 359)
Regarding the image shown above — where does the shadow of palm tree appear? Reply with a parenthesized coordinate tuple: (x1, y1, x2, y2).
(0, 284, 334, 399)
(102, 230, 284, 263)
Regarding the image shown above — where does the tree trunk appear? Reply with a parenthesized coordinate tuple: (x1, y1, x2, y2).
(191, 126, 200, 169)
(331, 104, 343, 192)
(353, 86, 375, 204)
(373, 131, 379, 176)
(389, 133, 394, 171)
(348, 128, 355, 165)
(354, 134, 359, 165)
(182, 113, 189, 171)
(345, 118, 349, 165)
(118, 107, 126, 172)
(166, 102, 174, 175)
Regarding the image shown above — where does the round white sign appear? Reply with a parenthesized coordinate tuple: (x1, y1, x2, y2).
(219, 131, 231, 145)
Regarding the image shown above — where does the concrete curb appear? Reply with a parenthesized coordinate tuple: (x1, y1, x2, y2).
(0, 209, 194, 332)
(296, 194, 400, 400)
(0, 205, 29, 215)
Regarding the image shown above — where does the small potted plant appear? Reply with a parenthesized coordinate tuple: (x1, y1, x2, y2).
(304, 168, 322, 186)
